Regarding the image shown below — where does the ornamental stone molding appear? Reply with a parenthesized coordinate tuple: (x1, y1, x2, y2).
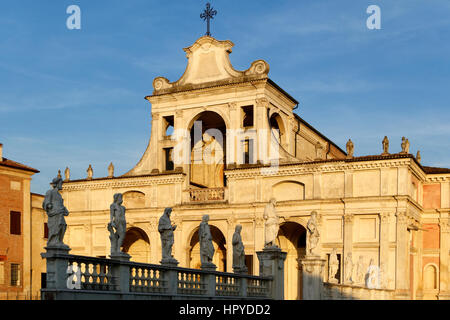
(255, 98, 269, 109)
(439, 218, 450, 233)
(225, 159, 416, 180)
(380, 212, 391, 223)
(228, 102, 237, 111)
(255, 217, 265, 228)
(62, 174, 185, 191)
(344, 214, 354, 223)
(149, 217, 158, 232)
(396, 211, 408, 225)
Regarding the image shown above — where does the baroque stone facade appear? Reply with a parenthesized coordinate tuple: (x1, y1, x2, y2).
(56, 36, 450, 300)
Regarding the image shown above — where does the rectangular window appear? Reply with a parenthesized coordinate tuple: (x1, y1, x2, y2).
(242, 105, 254, 128)
(44, 223, 49, 239)
(0, 262, 4, 285)
(163, 115, 174, 137)
(10, 264, 20, 286)
(10, 211, 21, 235)
(245, 255, 253, 275)
(41, 273, 47, 289)
(242, 139, 254, 164)
(164, 148, 174, 171)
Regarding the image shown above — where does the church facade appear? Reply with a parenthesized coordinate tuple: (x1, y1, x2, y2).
(59, 36, 450, 300)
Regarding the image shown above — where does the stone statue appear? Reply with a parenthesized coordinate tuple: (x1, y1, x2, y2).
(199, 215, 216, 269)
(382, 136, 389, 155)
(405, 138, 410, 153)
(64, 167, 70, 182)
(400, 137, 408, 154)
(57, 170, 62, 179)
(306, 211, 320, 256)
(416, 151, 421, 163)
(108, 193, 127, 255)
(355, 256, 365, 285)
(232, 225, 247, 274)
(346, 139, 354, 159)
(344, 252, 353, 284)
(42, 177, 69, 248)
(87, 164, 93, 180)
(328, 248, 339, 283)
(158, 207, 178, 265)
(366, 259, 380, 289)
(263, 198, 279, 248)
(108, 162, 114, 178)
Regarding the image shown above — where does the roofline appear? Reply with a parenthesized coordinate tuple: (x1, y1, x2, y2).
(294, 114, 347, 156)
(0, 158, 40, 174)
(62, 171, 186, 184)
(266, 78, 299, 105)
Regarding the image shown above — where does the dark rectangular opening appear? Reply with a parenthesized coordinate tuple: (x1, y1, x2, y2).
(164, 148, 174, 171)
(163, 115, 174, 136)
(10, 264, 20, 286)
(245, 255, 253, 275)
(10, 211, 21, 235)
(242, 139, 254, 164)
(242, 105, 254, 128)
(41, 273, 47, 289)
(44, 223, 48, 239)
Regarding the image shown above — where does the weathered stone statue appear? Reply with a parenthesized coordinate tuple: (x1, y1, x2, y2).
(405, 138, 410, 154)
(366, 258, 380, 289)
(344, 252, 353, 284)
(42, 177, 69, 248)
(64, 167, 70, 182)
(108, 162, 114, 178)
(263, 198, 279, 248)
(232, 225, 247, 274)
(416, 150, 421, 163)
(346, 139, 354, 159)
(57, 170, 62, 179)
(108, 193, 127, 256)
(382, 136, 389, 155)
(328, 248, 339, 283)
(306, 211, 320, 256)
(87, 164, 93, 180)
(400, 137, 408, 154)
(158, 207, 178, 265)
(356, 255, 365, 285)
(199, 214, 216, 269)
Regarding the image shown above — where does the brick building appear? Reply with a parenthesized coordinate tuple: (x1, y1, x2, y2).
(0, 143, 39, 299)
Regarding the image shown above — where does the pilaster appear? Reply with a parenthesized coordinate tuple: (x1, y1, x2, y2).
(394, 210, 410, 299)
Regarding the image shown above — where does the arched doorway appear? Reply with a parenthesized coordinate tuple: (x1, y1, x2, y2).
(122, 227, 150, 263)
(276, 222, 306, 300)
(188, 225, 227, 271)
(189, 111, 226, 188)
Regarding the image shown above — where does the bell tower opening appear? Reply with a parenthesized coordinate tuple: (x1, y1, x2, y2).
(189, 111, 226, 188)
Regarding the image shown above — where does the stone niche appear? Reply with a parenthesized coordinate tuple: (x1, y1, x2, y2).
(122, 191, 146, 209)
(272, 181, 305, 202)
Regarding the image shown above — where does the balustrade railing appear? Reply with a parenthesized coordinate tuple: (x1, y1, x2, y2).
(189, 187, 225, 202)
(41, 249, 273, 300)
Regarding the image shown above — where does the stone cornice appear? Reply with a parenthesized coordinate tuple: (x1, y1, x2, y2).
(62, 174, 185, 191)
(425, 174, 450, 183)
(225, 158, 414, 179)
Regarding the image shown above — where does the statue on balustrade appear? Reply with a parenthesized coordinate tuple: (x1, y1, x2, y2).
(158, 207, 178, 265)
(306, 211, 320, 256)
(43, 177, 69, 248)
(263, 198, 279, 248)
(344, 253, 353, 284)
(328, 248, 339, 284)
(199, 214, 216, 269)
(232, 225, 248, 274)
(355, 255, 365, 285)
(108, 193, 127, 256)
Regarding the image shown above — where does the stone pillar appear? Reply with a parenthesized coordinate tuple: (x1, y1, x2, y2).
(379, 212, 390, 288)
(343, 213, 354, 284)
(439, 216, 450, 300)
(110, 253, 131, 293)
(226, 218, 235, 273)
(41, 246, 71, 299)
(299, 255, 326, 300)
(394, 210, 410, 299)
(256, 247, 287, 300)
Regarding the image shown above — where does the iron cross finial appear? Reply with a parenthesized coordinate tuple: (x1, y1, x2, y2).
(200, 3, 217, 36)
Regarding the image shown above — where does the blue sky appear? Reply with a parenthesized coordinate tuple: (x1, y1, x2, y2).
(0, 0, 449, 194)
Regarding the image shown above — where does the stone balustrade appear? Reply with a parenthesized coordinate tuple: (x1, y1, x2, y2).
(40, 247, 273, 300)
(323, 282, 395, 300)
(188, 187, 226, 202)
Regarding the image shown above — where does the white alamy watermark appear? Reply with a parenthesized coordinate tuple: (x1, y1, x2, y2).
(366, 5, 381, 30)
(66, 5, 81, 30)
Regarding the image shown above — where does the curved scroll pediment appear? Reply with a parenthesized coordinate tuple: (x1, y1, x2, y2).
(152, 36, 269, 92)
